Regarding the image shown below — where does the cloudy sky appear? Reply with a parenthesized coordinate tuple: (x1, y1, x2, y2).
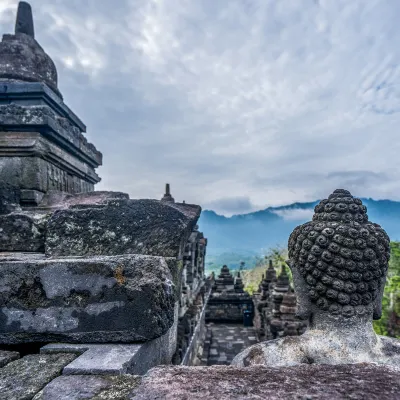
(1, 0, 400, 216)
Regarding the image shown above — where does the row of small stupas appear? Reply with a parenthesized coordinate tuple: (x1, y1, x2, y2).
(206, 265, 253, 322)
(0, 1, 208, 377)
(254, 260, 307, 340)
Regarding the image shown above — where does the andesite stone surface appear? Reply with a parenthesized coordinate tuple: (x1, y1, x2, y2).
(0, 212, 48, 252)
(0, 253, 179, 343)
(133, 364, 400, 400)
(40, 303, 179, 376)
(0, 349, 19, 367)
(32, 375, 141, 400)
(45, 199, 201, 258)
(0, 353, 77, 400)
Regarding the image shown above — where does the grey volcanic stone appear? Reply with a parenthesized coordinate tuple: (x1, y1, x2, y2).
(0, 212, 47, 251)
(0, 254, 179, 343)
(133, 364, 400, 400)
(0, 353, 77, 400)
(45, 199, 201, 258)
(15, 2, 35, 38)
(0, 32, 60, 96)
(41, 302, 180, 376)
(0, 350, 19, 367)
(33, 375, 141, 400)
(0, 103, 102, 167)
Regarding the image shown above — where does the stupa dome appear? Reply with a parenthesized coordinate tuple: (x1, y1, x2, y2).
(0, 2, 61, 97)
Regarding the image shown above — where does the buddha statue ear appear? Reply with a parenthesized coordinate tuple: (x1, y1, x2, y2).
(286, 260, 312, 321)
(373, 277, 386, 320)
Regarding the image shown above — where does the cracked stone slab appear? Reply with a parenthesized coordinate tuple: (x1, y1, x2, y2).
(0, 254, 178, 344)
(132, 364, 400, 400)
(41, 344, 142, 375)
(0, 353, 77, 400)
(0, 349, 19, 367)
(32, 375, 141, 400)
(41, 306, 179, 376)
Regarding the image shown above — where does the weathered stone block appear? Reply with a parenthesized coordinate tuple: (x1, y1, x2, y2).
(0, 212, 47, 251)
(0, 350, 19, 367)
(41, 302, 179, 375)
(45, 199, 201, 258)
(32, 375, 141, 400)
(133, 364, 400, 400)
(0, 353, 77, 400)
(0, 253, 178, 343)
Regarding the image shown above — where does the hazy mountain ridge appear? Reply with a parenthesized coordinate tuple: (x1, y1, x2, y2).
(198, 198, 400, 270)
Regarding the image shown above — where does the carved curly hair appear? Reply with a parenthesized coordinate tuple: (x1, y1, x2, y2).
(288, 189, 390, 318)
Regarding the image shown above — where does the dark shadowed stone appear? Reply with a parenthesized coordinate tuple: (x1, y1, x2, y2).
(15, 2, 35, 38)
(0, 253, 179, 343)
(45, 199, 201, 258)
(0, 187, 21, 214)
(0, 349, 19, 367)
(0, 212, 47, 251)
(32, 375, 141, 400)
(0, 353, 77, 400)
(0, 32, 60, 97)
(133, 364, 400, 400)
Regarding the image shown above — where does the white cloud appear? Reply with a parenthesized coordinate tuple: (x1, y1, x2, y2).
(1, 0, 400, 214)
(271, 208, 315, 221)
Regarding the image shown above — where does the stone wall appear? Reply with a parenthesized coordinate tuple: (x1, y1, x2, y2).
(206, 296, 254, 322)
(205, 266, 254, 323)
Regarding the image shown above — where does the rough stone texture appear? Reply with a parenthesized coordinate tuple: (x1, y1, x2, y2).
(232, 330, 400, 368)
(0, 349, 19, 367)
(32, 375, 141, 400)
(0, 103, 102, 169)
(133, 364, 400, 400)
(41, 303, 179, 375)
(45, 199, 201, 258)
(0, 212, 47, 251)
(0, 353, 77, 400)
(0, 32, 60, 96)
(15, 2, 35, 38)
(288, 189, 390, 318)
(0, 254, 179, 343)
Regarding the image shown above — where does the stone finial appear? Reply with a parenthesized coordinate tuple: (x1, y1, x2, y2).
(161, 183, 175, 203)
(288, 189, 390, 319)
(15, 2, 35, 38)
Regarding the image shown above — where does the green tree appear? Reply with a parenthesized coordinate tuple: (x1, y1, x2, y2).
(373, 242, 400, 338)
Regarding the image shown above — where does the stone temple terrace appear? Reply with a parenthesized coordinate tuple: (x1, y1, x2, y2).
(0, 2, 399, 399)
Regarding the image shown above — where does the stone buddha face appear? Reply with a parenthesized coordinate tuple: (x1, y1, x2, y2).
(286, 189, 390, 324)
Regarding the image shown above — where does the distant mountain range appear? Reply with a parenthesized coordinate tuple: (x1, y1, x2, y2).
(198, 199, 400, 271)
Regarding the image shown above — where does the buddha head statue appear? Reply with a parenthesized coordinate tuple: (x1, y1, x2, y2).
(287, 189, 390, 322)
